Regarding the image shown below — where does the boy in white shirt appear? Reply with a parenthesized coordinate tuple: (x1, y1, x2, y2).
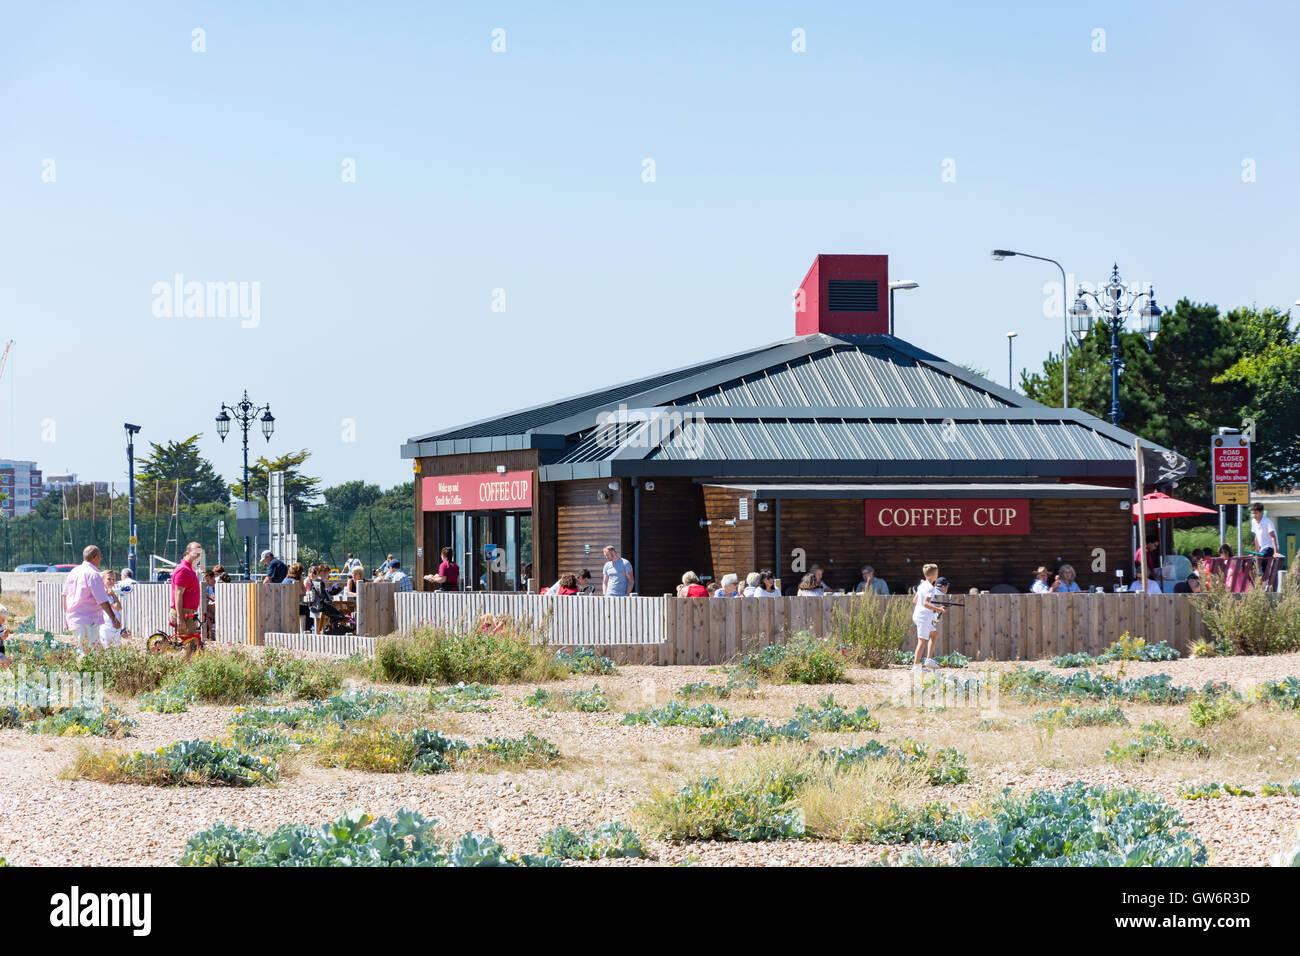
(910, 564, 947, 673)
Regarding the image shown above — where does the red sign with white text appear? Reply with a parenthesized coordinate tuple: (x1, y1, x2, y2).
(865, 499, 1030, 536)
(1211, 439, 1250, 484)
(422, 472, 533, 512)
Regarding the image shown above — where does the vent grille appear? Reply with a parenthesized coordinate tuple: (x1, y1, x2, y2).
(827, 279, 879, 312)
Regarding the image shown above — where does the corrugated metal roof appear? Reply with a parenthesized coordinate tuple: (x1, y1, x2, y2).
(668, 347, 1011, 410)
(632, 417, 1134, 463)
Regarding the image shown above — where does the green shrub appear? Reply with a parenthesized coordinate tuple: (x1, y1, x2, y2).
(27, 703, 136, 738)
(792, 694, 880, 732)
(163, 650, 273, 704)
(1030, 705, 1128, 728)
(178, 809, 557, 867)
(734, 633, 846, 685)
(1050, 636, 1180, 668)
(819, 740, 969, 785)
(935, 652, 970, 668)
(521, 684, 610, 712)
(699, 717, 809, 747)
(553, 647, 617, 676)
(374, 625, 564, 685)
(842, 801, 966, 845)
(833, 597, 913, 668)
(137, 684, 196, 713)
(468, 733, 562, 768)
(1188, 694, 1242, 728)
(947, 783, 1206, 866)
(1000, 668, 1192, 704)
(79, 645, 180, 695)
(621, 701, 730, 728)
(1177, 782, 1258, 799)
(429, 682, 501, 712)
(230, 690, 405, 731)
(1104, 722, 1210, 762)
(643, 769, 805, 842)
(536, 822, 646, 860)
(68, 739, 277, 786)
(1195, 573, 1300, 655)
(261, 648, 343, 700)
(5, 633, 77, 666)
(677, 677, 756, 700)
(1248, 676, 1300, 711)
(0, 706, 24, 729)
(319, 726, 466, 774)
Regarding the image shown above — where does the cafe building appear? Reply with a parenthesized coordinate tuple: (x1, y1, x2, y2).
(400, 254, 1193, 596)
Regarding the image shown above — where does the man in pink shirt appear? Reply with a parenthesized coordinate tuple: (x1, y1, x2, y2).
(170, 541, 204, 657)
(63, 545, 120, 654)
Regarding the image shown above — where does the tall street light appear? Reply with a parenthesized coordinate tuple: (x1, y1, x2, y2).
(124, 423, 140, 577)
(1068, 263, 1162, 425)
(1006, 331, 1018, 390)
(991, 249, 1070, 407)
(888, 280, 919, 336)
(216, 390, 275, 577)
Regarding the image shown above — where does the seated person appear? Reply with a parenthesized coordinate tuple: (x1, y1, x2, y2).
(796, 573, 826, 596)
(553, 573, 579, 595)
(854, 565, 889, 595)
(1173, 572, 1201, 594)
(1030, 566, 1052, 593)
(714, 573, 740, 597)
(676, 571, 708, 597)
(1127, 565, 1163, 593)
(1053, 564, 1082, 593)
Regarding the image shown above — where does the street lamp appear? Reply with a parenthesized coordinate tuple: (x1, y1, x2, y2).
(215, 390, 275, 577)
(888, 280, 919, 336)
(1006, 331, 1018, 390)
(990, 249, 1071, 407)
(123, 423, 141, 577)
(1068, 263, 1162, 426)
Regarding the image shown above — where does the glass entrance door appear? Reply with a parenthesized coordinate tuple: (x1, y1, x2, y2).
(456, 511, 533, 591)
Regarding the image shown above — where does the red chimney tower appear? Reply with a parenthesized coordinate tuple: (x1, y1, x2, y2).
(795, 254, 890, 336)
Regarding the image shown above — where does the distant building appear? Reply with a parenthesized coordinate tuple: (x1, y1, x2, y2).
(44, 474, 110, 497)
(0, 460, 44, 517)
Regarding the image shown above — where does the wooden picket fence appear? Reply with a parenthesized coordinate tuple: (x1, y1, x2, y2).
(393, 592, 666, 645)
(264, 632, 377, 657)
(35, 581, 63, 632)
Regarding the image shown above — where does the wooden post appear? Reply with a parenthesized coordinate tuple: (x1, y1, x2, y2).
(1135, 438, 1149, 593)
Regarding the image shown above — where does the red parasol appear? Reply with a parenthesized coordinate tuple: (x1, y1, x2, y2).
(1131, 491, 1217, 522)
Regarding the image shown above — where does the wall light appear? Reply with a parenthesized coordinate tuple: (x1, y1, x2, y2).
(757, 502, 768, 512)
(607, 481, 618, 490)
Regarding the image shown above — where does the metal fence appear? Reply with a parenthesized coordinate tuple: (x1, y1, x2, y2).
(2, 506, 415, 576)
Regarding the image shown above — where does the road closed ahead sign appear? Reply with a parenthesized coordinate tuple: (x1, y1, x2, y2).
(1211, 434, 1250, 506)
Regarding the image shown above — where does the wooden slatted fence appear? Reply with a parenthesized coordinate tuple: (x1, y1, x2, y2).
(393, 592, 666, 645)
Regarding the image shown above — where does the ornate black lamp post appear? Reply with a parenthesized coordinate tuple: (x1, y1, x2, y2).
(1068, 264, 1163, 425)
(216, 391, 275, 576)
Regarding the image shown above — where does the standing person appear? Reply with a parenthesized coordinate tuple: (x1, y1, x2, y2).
(380, 553, 395, 574)
(1250, 501, 1279, 564)
(343, 553, 362, 576)
(854, 565, 889, 595)
(910, 564, 946, 673)
(99, 569, 126, 649)
(602, 546, 634, 596)
(423, 546, 460, 591)
(169, 541, 204, 658)
(63, 546, 121, 656)
(260, 549, 288, 583)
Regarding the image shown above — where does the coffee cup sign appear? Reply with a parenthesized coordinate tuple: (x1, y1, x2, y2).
(865, 499, 1029, 536)
(421, 471, 534, 511)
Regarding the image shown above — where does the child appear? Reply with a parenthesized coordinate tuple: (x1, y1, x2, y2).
(99, 570, 128, 649)
(911, 565, 948, 673)
(0, 603, 9, 662)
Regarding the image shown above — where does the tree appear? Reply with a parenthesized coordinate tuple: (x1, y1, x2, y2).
(375, 481, 413, 510)
(230, 449, 322, 510)
(137, 435, 229, 508)
(34, 487, 62, 520)
(1020, 300, 1300, 499)
(322, 480, 382, 512)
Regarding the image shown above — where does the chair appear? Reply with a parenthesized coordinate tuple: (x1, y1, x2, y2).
(989, 583, 1019, 594)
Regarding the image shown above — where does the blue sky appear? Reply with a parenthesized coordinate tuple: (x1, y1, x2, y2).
(2, 1, 1297, 493)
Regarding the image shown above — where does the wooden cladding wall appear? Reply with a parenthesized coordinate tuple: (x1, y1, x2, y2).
(635, 478, 707, 596)
(753, 496, 1131, 595)
(701, 485, 755, 587)
(555, 478, 623, 589)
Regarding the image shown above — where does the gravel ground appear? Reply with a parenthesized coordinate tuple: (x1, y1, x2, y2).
(2, 650, 1298, 866)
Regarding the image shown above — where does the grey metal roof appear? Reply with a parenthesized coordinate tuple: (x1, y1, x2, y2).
(669, 346, 1013, 410)
(702, 482, 1135, 499)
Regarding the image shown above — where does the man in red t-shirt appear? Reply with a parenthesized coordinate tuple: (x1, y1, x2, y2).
(171, 541, 204, 656)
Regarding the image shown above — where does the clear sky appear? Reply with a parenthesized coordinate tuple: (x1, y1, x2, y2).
(2, 1, 1297, 493)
